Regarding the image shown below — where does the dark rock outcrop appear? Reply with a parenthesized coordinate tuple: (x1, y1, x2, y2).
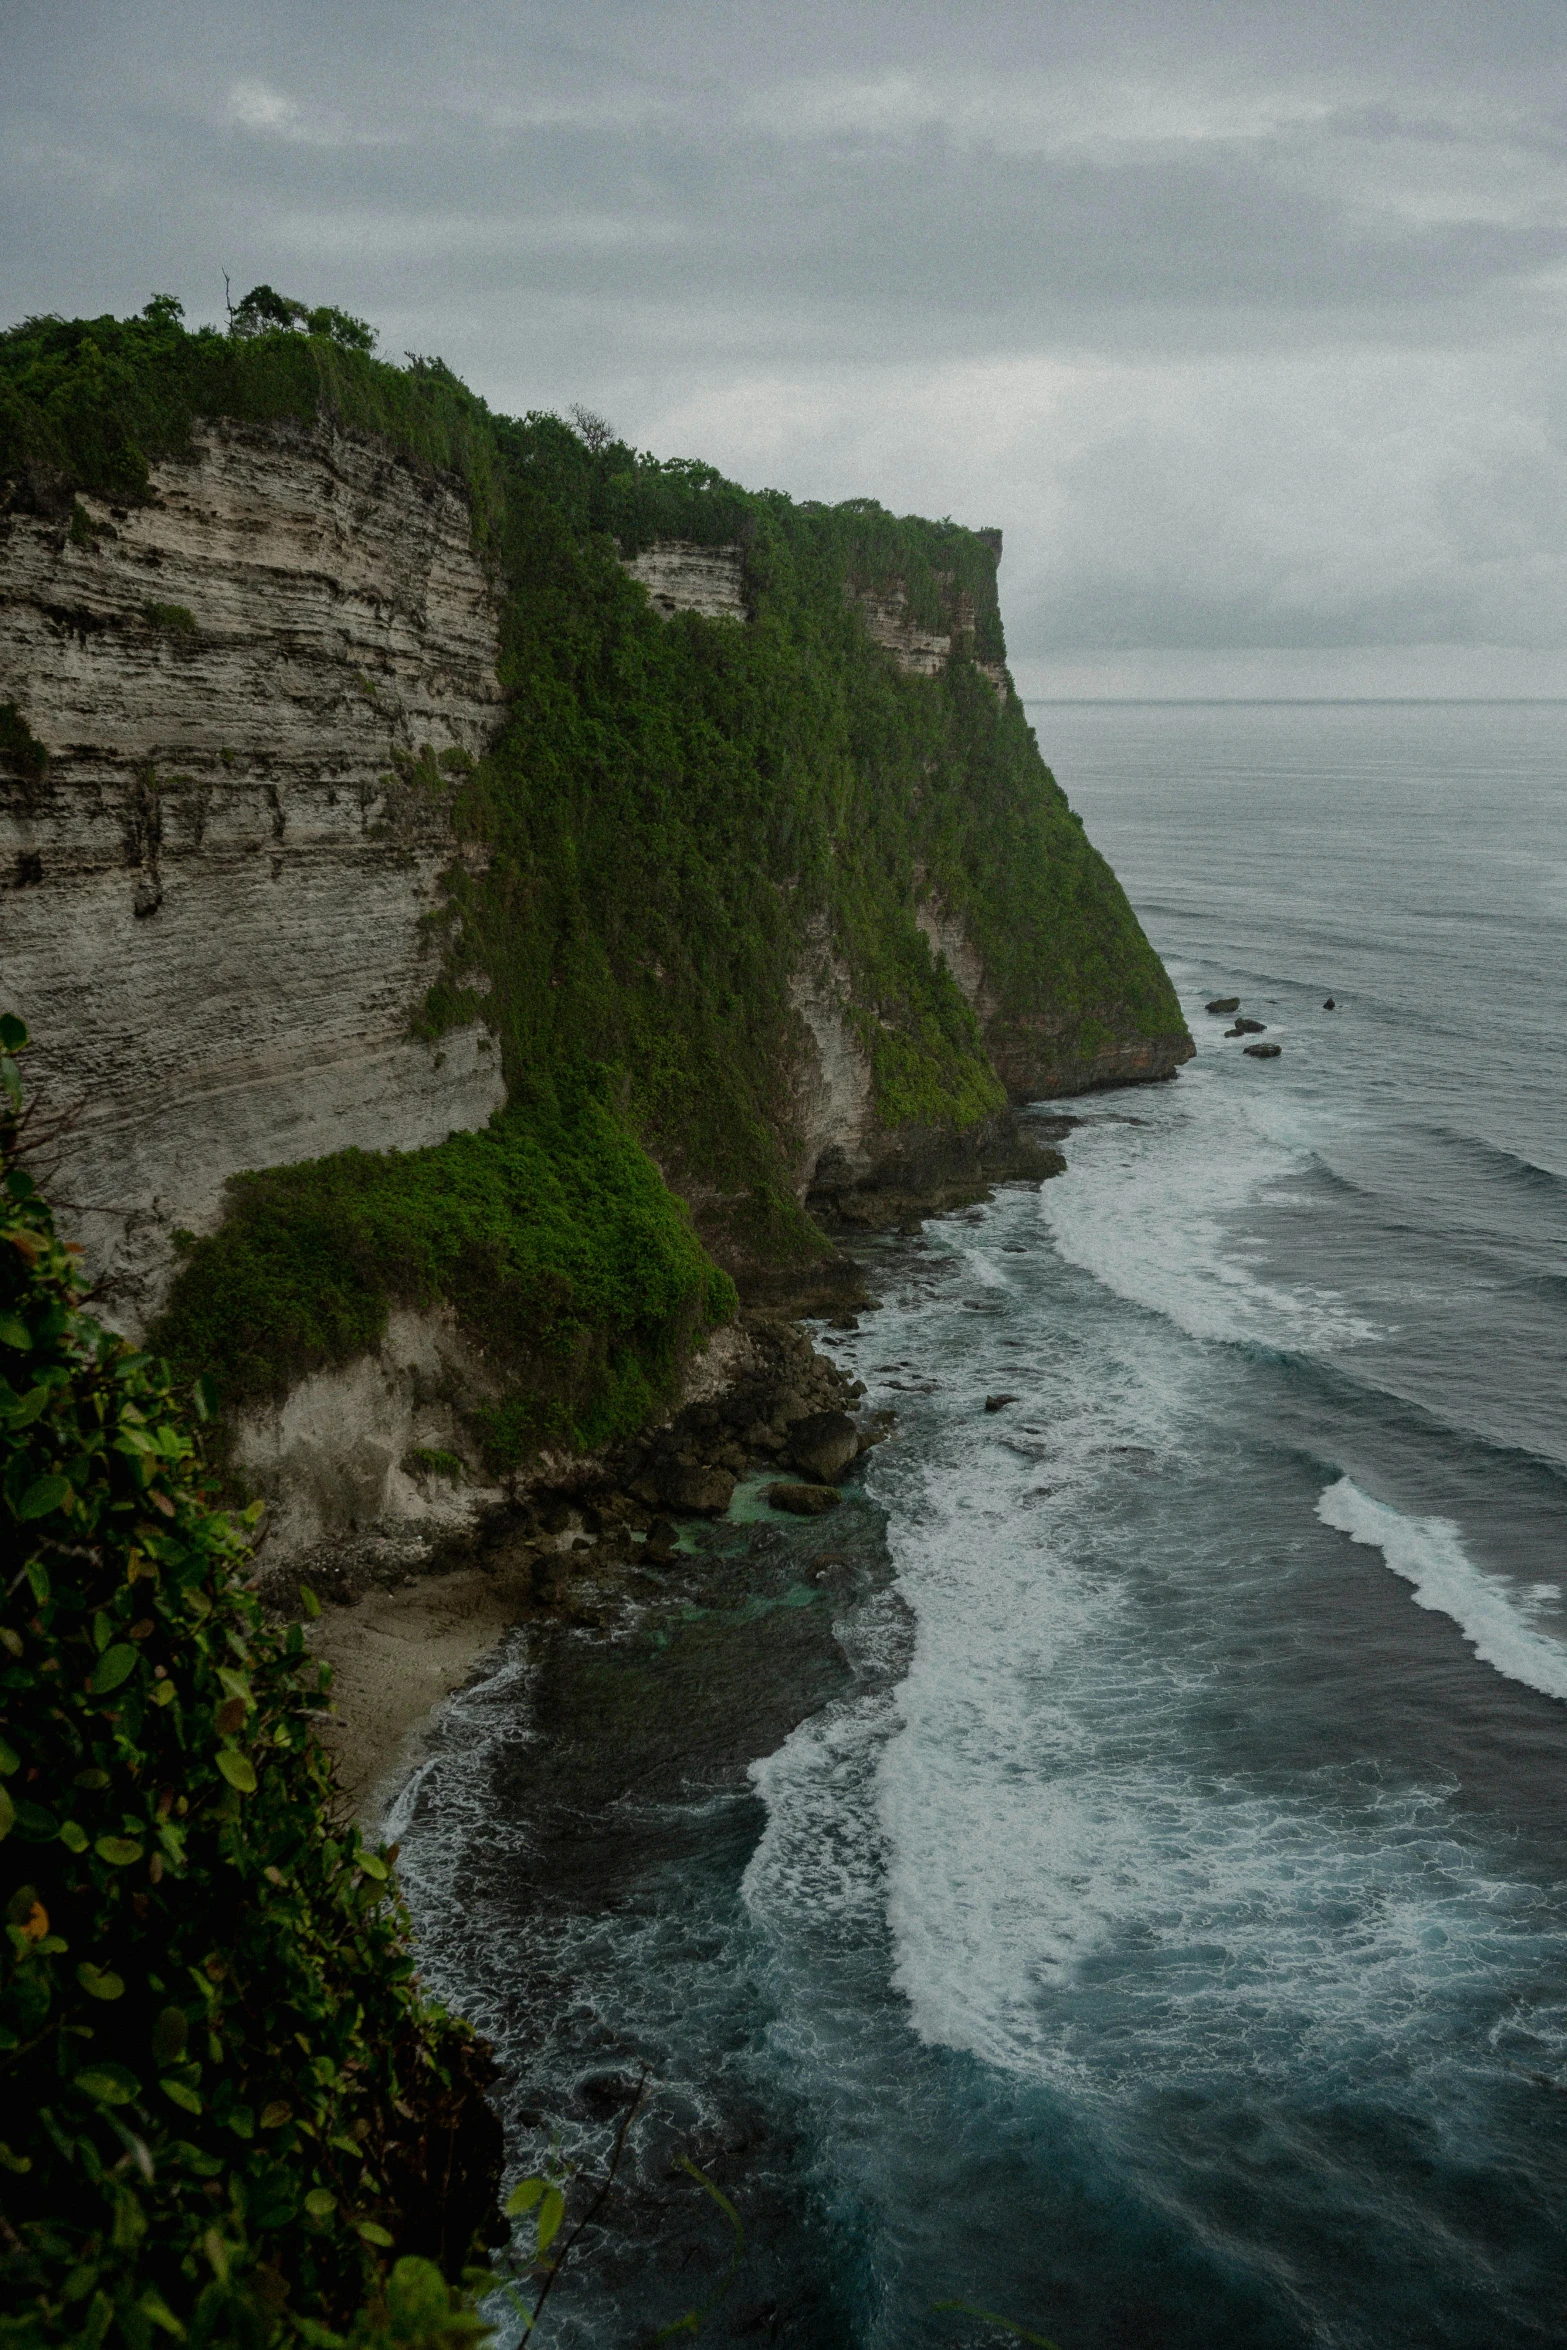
(767, 1481, 842, 1515)
(785, 1409, 862, 1484)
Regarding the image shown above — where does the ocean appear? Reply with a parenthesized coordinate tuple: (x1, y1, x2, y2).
(392, 701, 1567, 2349)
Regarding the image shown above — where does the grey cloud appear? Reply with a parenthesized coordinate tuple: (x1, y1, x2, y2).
(7, 0, 1567, 680)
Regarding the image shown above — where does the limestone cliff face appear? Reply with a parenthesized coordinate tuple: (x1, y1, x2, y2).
(621, 540, 746, 621)
(852, 583, 1010, 702)
(0, 417, 506, 1329)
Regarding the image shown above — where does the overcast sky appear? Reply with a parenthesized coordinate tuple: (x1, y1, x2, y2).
(7, 0, 1567, 695)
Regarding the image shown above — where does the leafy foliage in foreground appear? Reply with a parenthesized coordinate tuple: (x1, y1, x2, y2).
(0, 1021, 502, 2348)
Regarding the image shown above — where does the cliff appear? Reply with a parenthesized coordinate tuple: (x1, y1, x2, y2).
(0, 413, 504, 1328)
(0, 299, 1191, 1558)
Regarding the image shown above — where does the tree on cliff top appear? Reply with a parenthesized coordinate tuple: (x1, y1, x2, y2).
(0, 1015, 503, 2350)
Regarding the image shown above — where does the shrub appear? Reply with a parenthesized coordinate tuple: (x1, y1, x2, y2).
(0, 1019, 503, 2349)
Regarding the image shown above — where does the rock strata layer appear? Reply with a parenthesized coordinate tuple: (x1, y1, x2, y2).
(0, 417, 506, 1326)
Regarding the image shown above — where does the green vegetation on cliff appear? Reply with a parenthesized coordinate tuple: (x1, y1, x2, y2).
(1, 296, 1187, 1442)
(156, 1095, 734, 1455)
(0, 1022, 501, 2349)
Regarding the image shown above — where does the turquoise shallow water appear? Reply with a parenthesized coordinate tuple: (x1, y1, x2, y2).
(395, 703, 1567, 2348)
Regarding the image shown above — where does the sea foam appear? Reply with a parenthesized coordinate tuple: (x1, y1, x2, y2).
(1317, 1475, 1567, 1703)
(1038, 1064, 1376, 1355)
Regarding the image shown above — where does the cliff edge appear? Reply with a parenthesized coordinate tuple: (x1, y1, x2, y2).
(0, 298, 1191, 1559)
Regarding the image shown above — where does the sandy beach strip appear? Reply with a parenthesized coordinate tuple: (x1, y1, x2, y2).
(306, 1561, 535, 1826)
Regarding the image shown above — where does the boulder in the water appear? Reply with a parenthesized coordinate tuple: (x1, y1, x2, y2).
(785, 1409, 861, 1484)
(1244, 1041, 1282, 1059)
(660, 1462, 736, 1516)
(1233, 1017, 1266, 1034)
(767, 1481, 842, 1516)
(1323, 997, 1337, 1010)
(984, 1393, 1020, 1413)
(1206, 996, 1241, 1015)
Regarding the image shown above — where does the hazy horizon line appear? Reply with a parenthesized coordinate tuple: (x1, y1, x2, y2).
(1020, 696, 1567, 708)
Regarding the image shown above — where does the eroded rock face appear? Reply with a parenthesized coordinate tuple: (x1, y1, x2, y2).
(852, 583, 1010, 702)
(230, 1305, 508, 1562)
(621, 541, 746, 621)
(0, 417, 507, 1327)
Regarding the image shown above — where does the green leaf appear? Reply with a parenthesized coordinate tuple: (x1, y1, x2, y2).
(536, 2186, 565, 2254)
(304, 2189, 336, 2220)
(77, 1963, 126, 2001)
(0, 1736, 17, 1775)
(91, 1644, 139, 1695)
(8, 1385, 51, 1426)
(161, 2077, 203, 2114)
(136, 2289, 184, 2339)
(14, 1799, 59, 1840)
(358, 1852, 389, 1883)
(0, 1784, 13, 1842)
(17, 1473, 69, 1519)
(94, 1835, 144, 1866)
(76, 2063, 141, 2107)
(0, 1013, 27, 1052)
(59, 1819, 89, 1852)
(505, 2179, 545, 2218)
(356, 2222, 395, 2248)
(151, 2007, 189, 2064)
(216, 1750, 256, 1794)
(0, 1314, 30, 1351)
(299, 1583, 321, 1620)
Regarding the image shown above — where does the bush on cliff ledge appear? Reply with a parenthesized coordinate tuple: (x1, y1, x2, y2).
(0, 1020, 503, 2349)
(152, 1091, 737, 1445)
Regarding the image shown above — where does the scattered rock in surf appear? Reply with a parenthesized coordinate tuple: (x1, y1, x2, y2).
(642, 1516, 679, 1561)
(1323, 997, 1337, 1009)
(1206, 997, 1240, 1014)
(767, 1481, 842, 1515)
(1244, 1042, 1282, 1059)
(1233, 1017, 1266, 1034)
(659, 1462, 736, 1516)
(984, 1393, 1020, 1412)
(784, 1408, 861, 1484)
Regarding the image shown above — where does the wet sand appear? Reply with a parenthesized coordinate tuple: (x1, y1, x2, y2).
(307, 1561, 534, 1825)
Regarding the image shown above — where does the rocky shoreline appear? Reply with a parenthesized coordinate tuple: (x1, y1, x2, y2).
(259, 1308, 888, 1815)
(259, 1130, 1073, 1818)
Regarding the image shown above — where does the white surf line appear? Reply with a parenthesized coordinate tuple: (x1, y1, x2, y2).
(1318, 1476, 1567, 1704)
